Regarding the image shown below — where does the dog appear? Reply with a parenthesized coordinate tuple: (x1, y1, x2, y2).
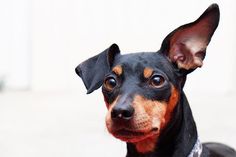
(75, 4, 236, 157)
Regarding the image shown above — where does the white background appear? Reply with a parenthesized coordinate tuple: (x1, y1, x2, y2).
(0, 0, 236, 157)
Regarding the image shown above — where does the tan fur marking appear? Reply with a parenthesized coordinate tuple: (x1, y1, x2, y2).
(112, 65, 122, 76)
(163, 86, 179, 128)
(143, 67, 153, 78)
(132, 95, 166, 153)
(135, 136, 157, 153)
(132, 86, 179, 153)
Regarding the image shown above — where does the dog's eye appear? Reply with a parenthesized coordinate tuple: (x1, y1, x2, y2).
(104, 77, 117, 91)
(150, 75, 165, 87)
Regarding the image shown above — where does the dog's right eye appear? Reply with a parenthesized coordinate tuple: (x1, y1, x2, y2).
(104, 77, 117, 91)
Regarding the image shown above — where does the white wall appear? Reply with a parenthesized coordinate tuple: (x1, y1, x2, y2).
(0, 0, 31, 89)
(31, 0, 236, 94)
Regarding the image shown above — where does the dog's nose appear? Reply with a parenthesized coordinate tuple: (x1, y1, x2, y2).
(111, 105, 134, 120)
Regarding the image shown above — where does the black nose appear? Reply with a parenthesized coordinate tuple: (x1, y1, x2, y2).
(111, 105, 134, 120)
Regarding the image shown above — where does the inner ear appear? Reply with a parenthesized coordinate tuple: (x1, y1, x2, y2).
(160, 4, 220, 71)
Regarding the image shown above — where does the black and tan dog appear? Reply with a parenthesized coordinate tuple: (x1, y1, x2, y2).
(75, 4, 236, 157)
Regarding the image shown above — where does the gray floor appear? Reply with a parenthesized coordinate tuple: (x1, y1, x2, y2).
(0, 90, 235, 157)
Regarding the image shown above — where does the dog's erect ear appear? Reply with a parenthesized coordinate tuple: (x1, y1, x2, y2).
(160, 4, 220, 72)
(75, 44, 120, 94)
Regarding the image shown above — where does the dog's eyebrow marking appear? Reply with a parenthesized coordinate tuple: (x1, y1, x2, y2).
(143, 67, 153, 78)
(112, 65, 123, 76)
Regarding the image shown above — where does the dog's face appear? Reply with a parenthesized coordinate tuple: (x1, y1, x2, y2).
(103, 53, 180, 143)
(76, 4, 219, 153)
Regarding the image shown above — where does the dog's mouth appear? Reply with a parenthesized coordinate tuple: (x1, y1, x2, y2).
(112, 127, 159, 143)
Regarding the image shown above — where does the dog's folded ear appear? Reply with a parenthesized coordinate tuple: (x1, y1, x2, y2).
(160, 4, 220, 72)
(75, 44, 120, 94)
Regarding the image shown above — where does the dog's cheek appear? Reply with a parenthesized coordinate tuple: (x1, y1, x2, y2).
(105, 98, 119, 132)
(105, 112, 112, 133)
(131, 96, 167, 153)
(105, 110, 114, 134)
(131, 99, 151, 131)
(150, 103, 167, 130)
(163, 86, 179, 127)
(151, 87, 179, 131)
(132, 96, 166, 131)
(151, 86, 179, 131)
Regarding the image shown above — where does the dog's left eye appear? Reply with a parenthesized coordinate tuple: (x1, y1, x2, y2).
(104, 77, 117, 91)
(150, 75, 165, 88)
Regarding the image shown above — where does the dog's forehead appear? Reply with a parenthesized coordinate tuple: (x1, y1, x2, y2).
(113, 52, 174, 75)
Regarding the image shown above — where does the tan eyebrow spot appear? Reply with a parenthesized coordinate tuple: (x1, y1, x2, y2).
(112, 65, 123, 76)
(143, 67, 153, 78)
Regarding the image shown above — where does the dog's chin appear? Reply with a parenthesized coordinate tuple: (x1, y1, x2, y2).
(111, 128, 159, 143)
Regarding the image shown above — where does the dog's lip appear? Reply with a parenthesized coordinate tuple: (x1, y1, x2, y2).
(115, 129, 145, 136)
(112, 127, 159, 142)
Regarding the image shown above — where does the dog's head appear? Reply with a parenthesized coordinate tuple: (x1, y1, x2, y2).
(76, 4, 219, 153)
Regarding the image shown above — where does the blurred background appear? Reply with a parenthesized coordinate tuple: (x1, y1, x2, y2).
(0, 0, 235, 157)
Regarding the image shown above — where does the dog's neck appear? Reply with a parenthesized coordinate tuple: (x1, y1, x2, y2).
(126, 92, 198, 157)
